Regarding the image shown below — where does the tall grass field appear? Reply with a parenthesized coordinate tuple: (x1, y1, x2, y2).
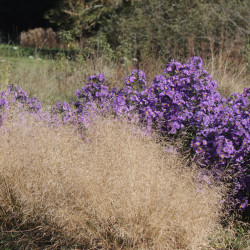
(0, 45, 249, 249)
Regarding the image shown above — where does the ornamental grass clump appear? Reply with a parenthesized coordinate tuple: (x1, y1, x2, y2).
(0, 110, 225, 249)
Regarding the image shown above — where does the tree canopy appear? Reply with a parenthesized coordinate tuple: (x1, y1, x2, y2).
(0, 0, 249, 63)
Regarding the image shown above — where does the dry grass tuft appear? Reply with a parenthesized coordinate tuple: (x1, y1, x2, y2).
(204, 53, 249, 97)
(0, 111, 226, 249)
(20, 28, 60, 49)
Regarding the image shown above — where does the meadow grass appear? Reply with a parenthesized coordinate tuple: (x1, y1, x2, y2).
(0, 45, 249, 249)
(1, 45, 249, 109)
(0, 46, 135, 109)
(204, 54, 249, 98)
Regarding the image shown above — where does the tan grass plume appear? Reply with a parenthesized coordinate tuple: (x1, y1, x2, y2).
(0, 112, 225, 249)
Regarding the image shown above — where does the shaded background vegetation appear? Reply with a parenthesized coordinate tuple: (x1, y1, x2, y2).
(0, 0, 249, 64)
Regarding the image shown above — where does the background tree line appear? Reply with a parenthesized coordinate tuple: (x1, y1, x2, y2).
(45, 0, 250, 64)
(0, 0, 249, 63)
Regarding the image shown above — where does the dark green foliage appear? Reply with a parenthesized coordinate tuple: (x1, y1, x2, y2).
(2, 0, 248, 62)
(100, 0, 250, 62)
(43, 0, 250, 62)
(45, 0, 119, 39)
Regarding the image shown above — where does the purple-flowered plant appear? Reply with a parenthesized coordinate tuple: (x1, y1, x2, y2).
(65, 57, 249, 212)
(0, 85, 42, 124)
(1, 57, 249, 214)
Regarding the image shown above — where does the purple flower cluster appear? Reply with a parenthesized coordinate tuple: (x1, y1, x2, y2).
(0, 85, 42, 124)
(54, 57, 249, 212)
(1, 57, 249, 213)
(0, 85, 41, 111)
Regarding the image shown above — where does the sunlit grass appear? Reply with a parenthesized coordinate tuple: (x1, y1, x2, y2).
(0, 111, 226, 249)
